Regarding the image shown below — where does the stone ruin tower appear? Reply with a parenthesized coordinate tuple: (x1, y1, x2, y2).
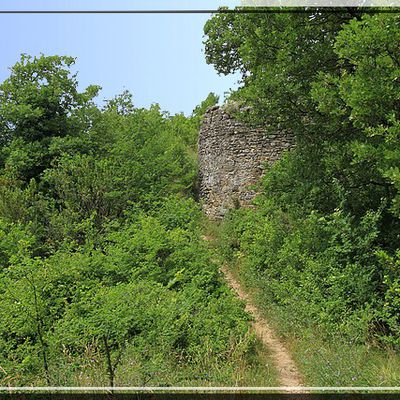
(198, 105, 294, 218)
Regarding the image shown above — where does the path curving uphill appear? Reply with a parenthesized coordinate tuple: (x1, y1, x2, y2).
(220, 265, 304, 387)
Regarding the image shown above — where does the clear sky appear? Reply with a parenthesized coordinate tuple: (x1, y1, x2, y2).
(0, 0, 241, 115)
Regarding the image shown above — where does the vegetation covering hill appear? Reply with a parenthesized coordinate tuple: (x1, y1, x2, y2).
(0, 55, 276, 386)
(1, 9, 399, 387)
(204, 10, 400, 385)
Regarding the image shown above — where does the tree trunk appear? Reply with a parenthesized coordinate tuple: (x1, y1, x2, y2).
(102, 335, 114, 388)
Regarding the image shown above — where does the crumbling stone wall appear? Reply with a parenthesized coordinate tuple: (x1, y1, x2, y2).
(198, 105, 294, 218)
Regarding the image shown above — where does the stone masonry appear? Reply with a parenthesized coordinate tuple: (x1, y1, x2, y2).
(198, 105, 294, 218)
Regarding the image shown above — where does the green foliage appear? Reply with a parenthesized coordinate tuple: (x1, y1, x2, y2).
(204, 11, 357, 130)
(0, 55, 258, 386)
(192, 92, 219, 123)
(205, 11, 400, 351)
(0, 54, 99, 182)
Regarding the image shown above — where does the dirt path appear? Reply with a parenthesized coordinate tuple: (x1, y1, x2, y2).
(220, 265, 304, 387)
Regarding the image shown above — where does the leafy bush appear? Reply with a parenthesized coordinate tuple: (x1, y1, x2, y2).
(205, 11, 400, 349)
(0, 55, 255, 386)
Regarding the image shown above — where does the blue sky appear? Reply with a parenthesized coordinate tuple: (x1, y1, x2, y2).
(0, 1, 241, 115)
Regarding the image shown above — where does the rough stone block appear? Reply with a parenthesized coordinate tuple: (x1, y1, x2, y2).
(198, 106, 295, 218)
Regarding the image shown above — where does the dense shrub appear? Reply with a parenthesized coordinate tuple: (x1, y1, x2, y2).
(205, 12, 400, 348)
(0, 55, 252, 386)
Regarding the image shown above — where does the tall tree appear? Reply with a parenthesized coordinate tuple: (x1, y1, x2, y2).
(0, 54, 99, 181)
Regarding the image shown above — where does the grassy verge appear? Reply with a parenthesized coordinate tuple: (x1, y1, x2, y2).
(44, 341, 278, 386)
(252, 281, 400, 386)
(207, 219, 400, 387)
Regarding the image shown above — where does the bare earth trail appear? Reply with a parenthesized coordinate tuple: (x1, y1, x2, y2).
(220, 265, 304, 387)
(202, 233, 303, 386)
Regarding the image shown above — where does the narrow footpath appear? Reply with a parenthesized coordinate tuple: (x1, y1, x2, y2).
(220, 265, 304, 387)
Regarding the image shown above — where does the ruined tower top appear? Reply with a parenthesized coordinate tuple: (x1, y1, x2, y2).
(198, 105, 294, 218)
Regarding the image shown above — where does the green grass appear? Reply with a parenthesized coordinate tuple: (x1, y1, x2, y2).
(237, 263, 400, 386)
(207, 219, 400, 387)
(5, 337, 278, 387)
(38, 336, 278, 387)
